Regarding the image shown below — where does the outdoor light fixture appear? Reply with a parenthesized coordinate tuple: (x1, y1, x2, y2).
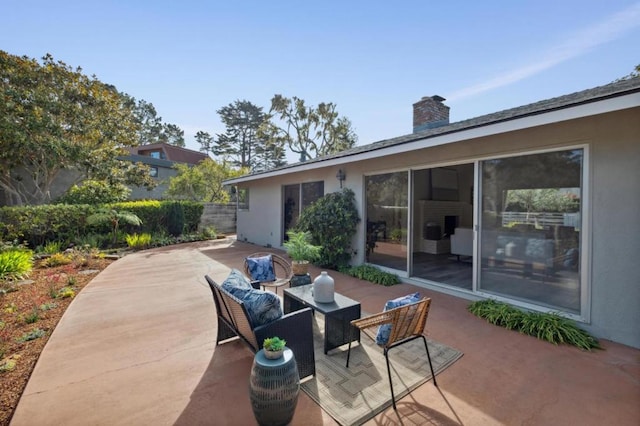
(336, 169, 346, 188)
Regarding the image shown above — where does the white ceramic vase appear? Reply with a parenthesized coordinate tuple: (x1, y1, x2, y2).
(313, 271, 335, 303)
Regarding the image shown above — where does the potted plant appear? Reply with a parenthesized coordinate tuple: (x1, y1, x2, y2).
(263, 336, 287, 359)
(283, 230, 321, 275)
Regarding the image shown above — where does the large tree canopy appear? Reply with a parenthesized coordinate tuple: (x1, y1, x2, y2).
(0, 51, 155, 205)
(259, 95, 357, 162)
(120, 94, 185, 147)
(196, 100, 285, 173)
(165, 158, 247, 203)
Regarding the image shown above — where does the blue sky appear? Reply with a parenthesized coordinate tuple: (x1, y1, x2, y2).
(3, 1, 639, 161)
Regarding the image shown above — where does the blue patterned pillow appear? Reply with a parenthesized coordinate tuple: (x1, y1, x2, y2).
(221, 269, 282, 327)
(376, 293, 421, 345)
(246, 255, 276, 282)
(240, 288, 283, 327)
(221, 268, 253, 297)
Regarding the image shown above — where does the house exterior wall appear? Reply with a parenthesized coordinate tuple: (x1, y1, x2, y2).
(128, 165, 178, 200)
(236, 107, 640, 348)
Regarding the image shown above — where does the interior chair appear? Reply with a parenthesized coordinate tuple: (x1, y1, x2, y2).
(345, 298, 437, 410)
(243, 252, 293, 295)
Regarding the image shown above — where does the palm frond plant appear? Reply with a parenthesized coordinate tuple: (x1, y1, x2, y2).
(87, 209, 142, 247)
(283, 230, 321, 275)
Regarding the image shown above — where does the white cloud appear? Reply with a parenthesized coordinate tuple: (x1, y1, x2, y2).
(447, 2, 640, 102)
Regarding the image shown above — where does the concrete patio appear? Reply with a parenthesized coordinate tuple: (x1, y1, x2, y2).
(10, 238, 640, 425)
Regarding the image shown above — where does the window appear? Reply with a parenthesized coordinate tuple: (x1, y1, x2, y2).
(479, 149, 583, 314)
(283, 181, 324, 239)
(149, 166, 158, 178)
(149, 151, 161, 159)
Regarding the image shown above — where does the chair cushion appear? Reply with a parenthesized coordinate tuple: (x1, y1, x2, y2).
(246, 255, 276, 282)
(221, 268, 253, 295)
(221, 269, 282, 328)
(376, 292, 421, 345)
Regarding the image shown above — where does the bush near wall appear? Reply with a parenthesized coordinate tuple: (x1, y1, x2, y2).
(110, 201, 202, 235)
(181, 202, 204, 233)
(0, 204, 95, 247)
(0, 201, 204, 249)
(110, 200, 164, 234)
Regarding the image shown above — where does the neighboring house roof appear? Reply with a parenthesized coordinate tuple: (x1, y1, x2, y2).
(126, 143, 209, 165)
(225, 76, 640, 184)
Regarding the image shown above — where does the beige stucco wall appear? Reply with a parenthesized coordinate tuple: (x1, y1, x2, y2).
(237, 107, 640, 348)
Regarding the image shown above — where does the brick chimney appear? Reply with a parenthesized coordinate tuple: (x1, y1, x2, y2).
(412, 95, 450, 133)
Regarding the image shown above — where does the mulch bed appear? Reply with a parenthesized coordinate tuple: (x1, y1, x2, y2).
(0, 257, 115, 426)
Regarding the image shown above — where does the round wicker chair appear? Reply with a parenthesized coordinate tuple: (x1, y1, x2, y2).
(243, 252, 294, 296)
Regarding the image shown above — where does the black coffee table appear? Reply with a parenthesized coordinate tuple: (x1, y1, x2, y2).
(283, 284, 361, 354)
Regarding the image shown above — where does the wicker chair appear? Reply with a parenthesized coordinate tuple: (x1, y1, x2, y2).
(205, 275, 316, 379)
(243, 252, 293, 296)
(345, 298, 437, 410)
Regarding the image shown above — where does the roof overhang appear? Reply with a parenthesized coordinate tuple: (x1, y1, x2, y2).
(224, 91, 640, 185)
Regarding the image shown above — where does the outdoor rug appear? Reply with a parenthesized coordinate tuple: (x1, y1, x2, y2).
(300, 315, 463, 426)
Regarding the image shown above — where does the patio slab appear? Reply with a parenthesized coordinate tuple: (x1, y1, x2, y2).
(11, 239, 640, 425)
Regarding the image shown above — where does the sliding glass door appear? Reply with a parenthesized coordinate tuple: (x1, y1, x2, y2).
(411, 164, 474, 290)
(365, 172, 408, 271)
(479, 149, 583, 314)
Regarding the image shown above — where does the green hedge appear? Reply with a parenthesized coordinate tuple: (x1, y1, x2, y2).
(0, 200, 204, 249)
(0, 204, 95, 247)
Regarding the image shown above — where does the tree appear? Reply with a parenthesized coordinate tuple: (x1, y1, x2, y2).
(0, 51, 155, 206)
(165, 158, 247, 203)
(56, 179, 131, 205)
(120, 94, 185, 146)
(213, 100, 267, 170)
(253, 139, 287, 172)
(615, 64, 640, 81)
(259, 95, 357, 162)
(195, 131, 214, 155)
(160, 123, 185, 147)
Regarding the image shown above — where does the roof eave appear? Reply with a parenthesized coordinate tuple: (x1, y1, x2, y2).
(224, 84, 640, 186)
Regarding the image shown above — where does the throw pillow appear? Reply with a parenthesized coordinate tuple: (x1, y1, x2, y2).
(246, 255, 276, 282)
(375, 292, 421, 345)
(240, 289, 283, 328)
(220, 268, 283, 328)
(221, 268, 253, 297)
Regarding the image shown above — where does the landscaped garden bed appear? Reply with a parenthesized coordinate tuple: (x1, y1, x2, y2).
(0, 254, 115, 425)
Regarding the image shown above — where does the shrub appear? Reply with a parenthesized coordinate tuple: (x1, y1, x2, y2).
(0, 248, 33, 280)
(56, 179, 131, 204)
(164, 202, 185, 237)
(43, 241, 63, 255)
(339, 264, 400, 286)
(0, 204, 95, 248)
(57, 287, 76, 299)
(17, 328, 46, 342)
(296, 188, 360, 270)
(43, 253, 72, 267)
(73, 233, 106, 249)
(199, 225, 217, 239)
(468, 299, 601, 350)
(126, 233, 152, 250)
(87, 208, 142, 246)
